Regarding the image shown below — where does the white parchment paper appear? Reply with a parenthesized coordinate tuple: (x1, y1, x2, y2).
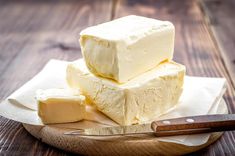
(0, 59, 227, 146)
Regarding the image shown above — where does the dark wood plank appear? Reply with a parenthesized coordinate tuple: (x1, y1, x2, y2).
(0, 119, 71, 156)
(114, 0, 235, 155)
(199, 0, 235, 88)
(0, 0, 113, 155)
(1, 0, 234, 155)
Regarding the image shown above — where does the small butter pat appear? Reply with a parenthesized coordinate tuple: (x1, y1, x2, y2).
(80, 15, 175, 83)
(67, 59, 185, 125)
(36, 88, 86, 124)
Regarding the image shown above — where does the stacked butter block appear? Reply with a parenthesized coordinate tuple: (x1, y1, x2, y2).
(79, 15, 175, 83)
(67, 15, 186, 125)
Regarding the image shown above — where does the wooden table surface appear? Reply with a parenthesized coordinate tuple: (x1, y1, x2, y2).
(0, 0, 234, 155)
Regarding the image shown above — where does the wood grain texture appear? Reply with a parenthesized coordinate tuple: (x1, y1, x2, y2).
(114, 0, 235, 155)
(22, 99, 228, 155)
(199, 0, 235, 87)
(0, 0, 235, 155)
(23, 125, 224, 156)
(0, 0, 112, 155)
(151, 114, 235, 133)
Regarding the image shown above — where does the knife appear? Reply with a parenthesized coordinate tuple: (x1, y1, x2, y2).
(64, 114, 235, 137)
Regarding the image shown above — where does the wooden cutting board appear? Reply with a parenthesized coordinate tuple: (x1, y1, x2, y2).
(23, 99, 228, 155)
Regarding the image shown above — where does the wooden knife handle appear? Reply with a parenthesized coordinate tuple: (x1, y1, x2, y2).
(151, 114, 235, 136)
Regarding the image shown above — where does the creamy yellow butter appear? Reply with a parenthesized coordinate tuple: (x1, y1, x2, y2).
(36, 88, 86, 124)
(80, 15, 175, 83)
(66, 59, 185, 125)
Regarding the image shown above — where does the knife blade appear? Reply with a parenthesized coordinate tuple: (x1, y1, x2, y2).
(64, 114, 235, 137)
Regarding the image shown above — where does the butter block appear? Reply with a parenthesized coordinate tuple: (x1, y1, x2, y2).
(36, 88, 86, 124)
(66, 59, 185, 125)
(80, 15, 175, 83)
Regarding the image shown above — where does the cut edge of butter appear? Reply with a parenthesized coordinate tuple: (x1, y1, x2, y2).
(66, 59, 185, 125)
(36, 88, 86, 124)
(79, 15, 175, 83)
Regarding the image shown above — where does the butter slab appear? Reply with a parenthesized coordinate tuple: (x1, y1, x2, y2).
(36, 88, 86, 124)
(80, 15, 175, 83)
(66, 59, 185, 125)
